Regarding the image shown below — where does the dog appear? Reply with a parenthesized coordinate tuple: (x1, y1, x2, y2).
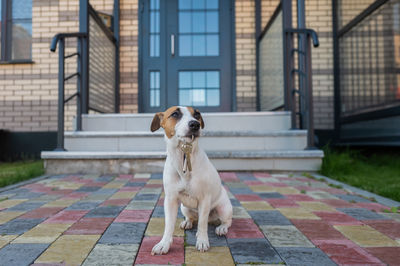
(150, 106, 233, 254)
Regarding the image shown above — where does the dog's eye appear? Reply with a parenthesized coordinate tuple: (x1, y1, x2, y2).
(193, 112, 201, 120)
(171, 111, 180, 118)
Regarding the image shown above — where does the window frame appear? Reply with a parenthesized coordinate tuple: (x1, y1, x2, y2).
(0, 0, 33, 64)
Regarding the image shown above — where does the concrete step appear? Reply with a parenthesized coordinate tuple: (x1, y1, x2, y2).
(82, 111, 291, 132)
(64, 130, 308, 152)
(41, 150, 324, 174)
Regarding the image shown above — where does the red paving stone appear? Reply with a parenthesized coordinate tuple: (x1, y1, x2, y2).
(363, 220, 400, 240)
(118, 186, 141, 192)
(313, 211, 363, 225)
(243, 180, 264, 185)
(355, 202, 391, 212)
(219, 172, 239, 182)
(114, 210, 152, 223)
(20, 207, 64, 219)
(314, 239, 384, 265)
(63, 192, 90, 199)
(118, 174, 133, 179)
(145, 184, 163, 188)
(64, 217, 113, 235)
(320, 188, 348, 194)
(320, 199, 354, 208)
(226, 218, 265, 239)
(100, 198, 131, 206)
(291, 220, 347, 240)
(84, 182, 108, 187)
(263, 182, 289, 187)
(131, 178, 149, 182)
(266, 198, 300, 208)
(135, 236, 184, 265)
(253, 172, 272, 178)
(365, 247, 400, 266)
(235, 194, 263, 202)
(43, 210, 88, 224)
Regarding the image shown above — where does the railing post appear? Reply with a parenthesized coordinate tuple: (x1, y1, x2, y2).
(114, 0, 120, 113)
(297, 0, 307, 129)
(305, 36, 315, 149)
(55, 38, 66, 151)
(76, 37, 83, 131)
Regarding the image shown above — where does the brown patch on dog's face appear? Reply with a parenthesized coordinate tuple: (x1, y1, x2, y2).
(187, 107, 204, 129)
(150, 106, 182, 139)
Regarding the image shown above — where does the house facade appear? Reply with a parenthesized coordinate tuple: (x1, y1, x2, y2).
(0, 0, 399, 158)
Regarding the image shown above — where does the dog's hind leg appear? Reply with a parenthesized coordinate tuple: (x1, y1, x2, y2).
(180, 204, 197, 229)
(215, 189, 233, 236)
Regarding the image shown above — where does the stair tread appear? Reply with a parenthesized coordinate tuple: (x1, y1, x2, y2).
(82, 111, 291, 118)
(41, 149, 323, 159)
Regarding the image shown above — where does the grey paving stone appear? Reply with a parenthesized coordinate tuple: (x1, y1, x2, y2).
(91, 188, 119, 195)
(82, 243, 138, 266)
(85, 206, 124, 218)
(125, 200, 156, 210)
(236, 173, 258, 181)
(5, 201, 47, 212)
(186, 224, 227, 247)
(75, 186, 101, 192)
(229, 187, 255, 195)
(0, 243, 49, 266)
(35, 194, 61, 201)
(335, 194, 372, 203)
(233, 206, 251, 219)
(276, 247, 336, 266)
(224, 182, 250, 188)
(139, 187, 162, 194)
(260, 225, 314, 247)
(230, 198, 241, 207)
(383, 212, 400, 222)
(249, 210, 292, 226)
(133, 193, 160, 201)
(228, 238, 283, 264)
(66, 200, 102, 210)
(98, 223, 147, 244)
(124, 182, 147, 187)
(10, 192, 44, 199)
(258, 192, 285, 199)
(151, 206, 184, 218)
(0, 218, 45, 235)
(150, 173, 163, 179)
(307, 191, 338, 200)
(337, 208, 389, 220)
(96, 175, 116, 182)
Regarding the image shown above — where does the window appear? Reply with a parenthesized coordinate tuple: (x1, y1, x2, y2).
(0, 0, 32, 62)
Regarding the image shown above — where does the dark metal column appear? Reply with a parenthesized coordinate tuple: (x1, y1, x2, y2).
(114, 0, 120, 113)
(79, 0, 90, 114)
(297, 0, 307, 128)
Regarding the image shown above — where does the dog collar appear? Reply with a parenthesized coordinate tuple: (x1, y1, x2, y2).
(179, 135, 195, 174)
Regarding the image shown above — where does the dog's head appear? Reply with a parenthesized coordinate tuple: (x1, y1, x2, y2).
(150, 106, 204, 141)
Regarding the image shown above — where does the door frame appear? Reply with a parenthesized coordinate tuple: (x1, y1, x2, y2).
(138, 0, 237, 113)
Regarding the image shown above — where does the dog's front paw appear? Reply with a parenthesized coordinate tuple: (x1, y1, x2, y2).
(151, 240, 171, 255)
(196, 237, 210, 252)
(180, 219, 193, 230)
(215, 224, 229, 236)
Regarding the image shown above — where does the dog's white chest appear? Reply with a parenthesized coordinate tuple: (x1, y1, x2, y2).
(178, 190, 198, 209)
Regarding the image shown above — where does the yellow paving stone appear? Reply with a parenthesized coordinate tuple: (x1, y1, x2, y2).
(134, 173, 151, 179)
(297, 201, 337, 212)
(47, 181, 83, 190)
(0, 211, 25, 224)
(0, 199, 27, 209)
(103, 181, 126, 189)
(185, 246, 235, 266)
(274, 187, 300, 194)
(35, 235, 100, 265)
(147, 179, 163, 184)
(241, 201, 274, 211)
(334, 225, 400, 247)
(42, 198, 79, 208)
(145, 217, 184, 237)
(0, 235, 18, 249)
(109, 191, 137, 199)
(13, 223, 72, 244)
(277, 208, 320, 220)
(248, 185, 275, 193)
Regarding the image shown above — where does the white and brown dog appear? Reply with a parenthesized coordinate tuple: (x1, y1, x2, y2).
(150, 106, 233, 254)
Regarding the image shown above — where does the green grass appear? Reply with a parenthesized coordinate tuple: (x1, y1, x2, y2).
(0, 160, 44, 188)
(320, 147, 400, 202)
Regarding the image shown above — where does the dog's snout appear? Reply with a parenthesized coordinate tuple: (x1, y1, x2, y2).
(189, 120, 200, 131)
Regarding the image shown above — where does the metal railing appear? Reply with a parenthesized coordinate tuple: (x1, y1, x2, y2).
(50, 33, 87, 151)
(50, 2, 118, 151)
(284, 28, 319, 149)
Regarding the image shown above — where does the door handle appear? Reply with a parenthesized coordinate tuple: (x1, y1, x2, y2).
(171, 34, 175, 56)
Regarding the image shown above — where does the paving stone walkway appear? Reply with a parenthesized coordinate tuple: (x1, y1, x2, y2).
(0, 172, 399, 265)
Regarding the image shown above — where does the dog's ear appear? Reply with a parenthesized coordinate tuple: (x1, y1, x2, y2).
(195, 109, 205, 129)
(151, 112, 164, 132)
